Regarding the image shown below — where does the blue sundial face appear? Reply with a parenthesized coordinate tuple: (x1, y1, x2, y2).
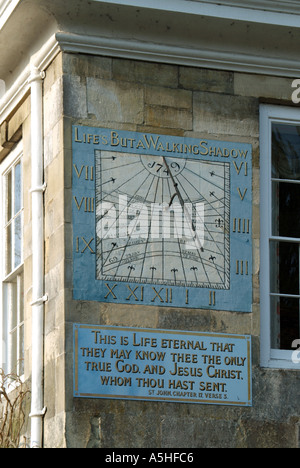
(95, 151, 230, 290)
(72, 126, 252, 312)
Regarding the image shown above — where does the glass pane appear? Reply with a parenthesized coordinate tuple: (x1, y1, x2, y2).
(11, 281, 17, 330)
(270, 241, 299, 295)
(5, 223, 12, 275)
(272, 123, 300, 180)
(19, 273, 24, 323)
(10, 329, 17, 373)
(5, 170, 12, 222)
(272, 181, 300, 238)
(19, 324, 24, 376)
(14, 214, 22, 268)
(14, 162, 22, 214)
(271, 296, 300, 350)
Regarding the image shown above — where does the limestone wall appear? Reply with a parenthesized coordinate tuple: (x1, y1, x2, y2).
(40, 52, 299, 448)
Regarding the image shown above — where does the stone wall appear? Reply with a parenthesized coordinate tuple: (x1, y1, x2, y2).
(43, 53, 66, 447)
(41, 51, 299, 447)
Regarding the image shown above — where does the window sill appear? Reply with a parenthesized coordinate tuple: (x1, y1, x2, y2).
(261, 349, 300, 370)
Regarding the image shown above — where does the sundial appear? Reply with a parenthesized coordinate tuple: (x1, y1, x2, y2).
(96, 151, 230, 290)
(72, 127, 252, 312)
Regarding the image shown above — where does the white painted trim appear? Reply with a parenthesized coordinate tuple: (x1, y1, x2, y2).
(56, 32, 300, 78)
(2, 0, 300, 30)
(89, 0, 300, 27)
(260, 104, 300, 370)
(0, 34, 59, 125)
(0, 0, 20, 30)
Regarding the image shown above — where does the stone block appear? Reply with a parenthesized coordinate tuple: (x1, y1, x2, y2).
(63, 53, 112, 80)
(161, 416, 240, 448)
(45, 224, 64, 272)
(44, 76, 64, 136)
(100, 303, 159, 330)
(45, 153, 64, 203)
(44, 119, 64, 168)
(113, 58, 178, 88)
(44, 262, 64, 302)
(180, 67, 234, 94)
(234, 72, 293, 100)
(87, 78, 144, 124)
(193, 91, 259, 137)
(213, 310, 252, 335)
(44, 412, 67, 448)
(145, 105, 192, 130)
(94, 407, 159, 448)
(44, 53, 63, 96)
(239, 419, 299, 448)
(63, 75, 88, 119)
(145, 85, 192, 109)
(44, 191, 64, 242)
(158, 308, 213, 332)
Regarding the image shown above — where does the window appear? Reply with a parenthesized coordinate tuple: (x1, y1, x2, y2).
(260, 105, 300, 369)
(0, 141, 24, 377)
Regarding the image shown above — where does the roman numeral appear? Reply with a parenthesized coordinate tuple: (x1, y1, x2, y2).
(209, 291, 216, 306)
(233, 161, 248, 176)
(76, 237, 95, 254)
(73, 196, 94, 212)
(236, 260, 249, 276)
(73, 164, 94, 180)
(237, 188, 247, 201)
(233, 218, 250, 234)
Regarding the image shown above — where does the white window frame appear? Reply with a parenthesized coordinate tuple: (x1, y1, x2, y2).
(0, 140, 24, 378)
(260, 104, 300, 370)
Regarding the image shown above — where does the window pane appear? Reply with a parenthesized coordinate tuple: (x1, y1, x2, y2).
(5, 223, 12, 275)
(5, 170, 12, 222)
(272, 123, 300, 180)
(14, 214, 22, 268)
(14, 162, 22, 214)
(19, 324, 24, 376)
(11, 280, 17, 330)
(272, 181, 300, 238)
(19, 273, 24, 323)
(270, 241, 299, 295)
(271, 296, 300, 350)
(10, 329, 17, 373)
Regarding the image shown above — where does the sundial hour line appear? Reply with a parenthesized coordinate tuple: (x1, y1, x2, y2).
(108, 174, 160, 279)
(176, 168, 229, 261)
(170, 173, 227, 286)
(101, 177, 116, 185)
(99, 166, 156, 270)
(163, 157, 204, 253)
(168, 176, 189, 286)
(164, 170, 209, 287)
(100, 155, 117, 160)
(101, 159, 141, 171)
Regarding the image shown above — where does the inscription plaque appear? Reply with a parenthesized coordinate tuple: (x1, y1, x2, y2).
(74, 325, 252, 406)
